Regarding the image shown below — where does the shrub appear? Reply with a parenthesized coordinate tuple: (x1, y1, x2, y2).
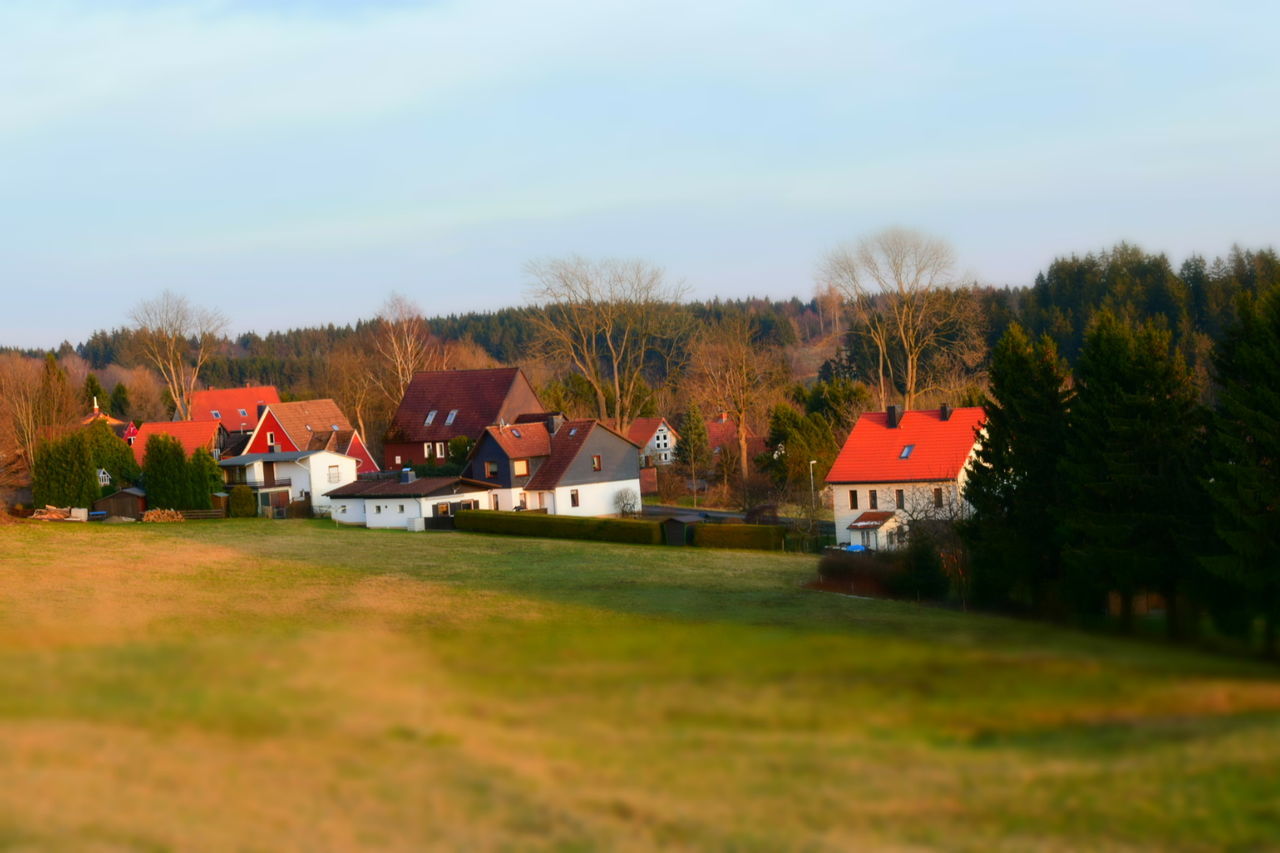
(455, 510, 662, 546)
(691, 523, 785, 551)
(32, 432, 98, 508)
(286, 499, 314, 519)
(890, 535, 951, 601)
(614, 488, 641, 517)
(229, 485, 257, 518)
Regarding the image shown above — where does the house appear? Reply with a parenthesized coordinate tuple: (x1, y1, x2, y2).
(622, 417, 680, 466)
(706, 412, 768, 468)
(325, 472, 496, 529)
(131, 420, 225, 465)
(466, 412, 641, 515)
(219, 449, 358, 517)
(81, 397, 130, 435)
(383, 367, 544, 469)
(189, 386, 281, 434)
(240, 399, 377, 473)
(825, 404, 985, 550)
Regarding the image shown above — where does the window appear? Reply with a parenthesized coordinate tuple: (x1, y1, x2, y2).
(570, 489, 580, 508)
(513, 459, 529, 477)
(900, 444, 915, 459)
(375, 505, 382, 514)
(568, 428, 577, 436)
(490, 493, 498, 510)
(210, 409, 221, 419)
(435, 442, 446, 459)
(869, 489, 878, 510)
(484, 460, 498, 478)
(238, 408, 248, 417)
(592, 455, 602, 472)
(338, 505, 346, 514)
(849, 490, 858, 509)
(860, 530, 873, 548)
(327, 465, 339, 483)
(398, 504, 405, 513)
(267, 431, 276, 446)
(934, 487, 944, 509)
(331, 424, 339, 431)
(445, 410, 458, 425)
(511, 428, 522, 438)
(895, 489, 905, 510)
(394, 455, 402, 466)
(424, 410, 437, 425)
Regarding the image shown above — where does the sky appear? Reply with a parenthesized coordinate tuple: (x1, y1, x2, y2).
(1, 0, 1277, 348)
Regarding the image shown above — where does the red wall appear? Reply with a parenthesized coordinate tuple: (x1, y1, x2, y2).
(245, 411, 298, 455)
(346, 433, 377, 472)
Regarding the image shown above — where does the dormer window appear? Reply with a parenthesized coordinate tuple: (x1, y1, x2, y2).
(899, 444, 915, 459)
(424, 410, 437, 425)
(445, 409, 458, 425)
(210, 409, 221, 419)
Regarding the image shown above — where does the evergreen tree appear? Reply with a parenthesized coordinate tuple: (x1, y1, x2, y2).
(675, 403, 711, 508)
(31, 432, 99, 508)
(1059, 311, 1205, 633)
(108, 382, 131, 419)
(142, 434, 188, 509)
(963, 324, 1070, 614)
(186, 448, 221, 510)
(1205, 285, 1280, 656)
(82, 373, 106, 412)
(81, 419, 140, 492)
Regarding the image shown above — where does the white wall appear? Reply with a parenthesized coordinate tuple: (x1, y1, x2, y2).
(644, 423, 677, 465)
(331, 499, 366, 526)
(548, 478, 640, 517)
(832, 479, 965, 548)
(299, 453, 358, 515)
(364, 498, 423, 529)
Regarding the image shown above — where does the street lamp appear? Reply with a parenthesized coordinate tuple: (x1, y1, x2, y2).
(808, 459, 818, 530)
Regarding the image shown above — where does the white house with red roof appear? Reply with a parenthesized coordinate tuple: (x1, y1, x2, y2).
(826, 404, 985, 550)
(622, 416, 680, 466)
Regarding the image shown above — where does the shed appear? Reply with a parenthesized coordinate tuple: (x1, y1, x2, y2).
(659, 514, 702, 546)
(93, 487, 147, 520)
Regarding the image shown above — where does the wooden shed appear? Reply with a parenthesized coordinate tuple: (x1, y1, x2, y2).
(93, 487, 147, 520)
(659, 514, 702, 546)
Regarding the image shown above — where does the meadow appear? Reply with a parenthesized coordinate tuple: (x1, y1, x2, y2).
(0, 519, 1278, 851)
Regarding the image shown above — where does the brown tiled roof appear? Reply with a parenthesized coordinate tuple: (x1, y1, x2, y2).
(847, 511, 896, 530)
(482, 421, 552, 460)
(190, 386, 280, 432)
(626, 417, 677, 446)
(389, 368, 536, 443)
(269, 399, 354, 450)
(706, 414, 755, 453)
(325, 476, 495, 499)
(524, 419, 598, 491)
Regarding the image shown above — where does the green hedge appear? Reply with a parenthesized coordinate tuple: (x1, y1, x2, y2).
(691, 522, 785, 551)
(455, 510, 662, 546)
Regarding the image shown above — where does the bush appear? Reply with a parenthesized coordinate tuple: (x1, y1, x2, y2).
(455, 510, 662, 545)
(229, 485, 257, 518)
(614, 488, 641, 517)
(286, 499, 314, 519)
(691, 523, 785, 551)
(889, 535, 951, 602)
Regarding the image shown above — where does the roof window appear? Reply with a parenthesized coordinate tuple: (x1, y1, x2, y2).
(445, 409, 458, 425)
(568, 428, 577, 436)
(238, 408, 248, 417)
(331, 424, 339, 431)
(900, 444, 915, 459)
(210, 409, 221, 419)
(511, 428, 522, 438)
(424, 410, 437, 425)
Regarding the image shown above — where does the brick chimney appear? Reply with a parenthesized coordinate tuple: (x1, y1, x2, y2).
(939, 403, 952, 422)
(886, 405, 902, 429)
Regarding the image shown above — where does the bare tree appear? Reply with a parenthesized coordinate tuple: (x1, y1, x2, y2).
(129, 291, 228, 420)
(371, 293, 448, 405)
(327, 335, 392, 457)
(0, 354, 80, 486)
(526, 256, 690, 432)
(822, 228, 975, 409)
(686, 314, 789, 504)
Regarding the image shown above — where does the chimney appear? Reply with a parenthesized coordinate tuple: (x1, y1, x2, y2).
(92, 396, 100, 416)
(546, 412, 565, 435)
(886, 405, 902, 429)
(939, 403, 952, 422)
(400, 467, 416, 484)
(257, 404, 267, 419)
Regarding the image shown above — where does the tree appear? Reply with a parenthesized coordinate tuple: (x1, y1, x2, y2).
(448, 436, 474, 467)
(108, 381, 131, 419)
(526, 256, 690, 433)
(142, 434, 189, 510)
(32, 431, 98, 508)
(1058, 312, 1206, 633)
(962, 324, 1070, 614)
(822, 228, 977, 409)
(82, 373, 107, 412)
(327, 333, 393, 460)
(1205, 285, 1280, 656)
(675, 403, 711, 508)
(371, 293, 448, 406)
(129, 291, 228, 420)
(186, 448, 221, 510)
(81, 419, 140, 491)
(686, 314, 788, 505)
(229, 484, 257, 518)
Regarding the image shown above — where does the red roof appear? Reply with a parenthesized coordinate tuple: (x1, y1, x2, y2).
(190, 386, 280, 432)
(624, 417, 677, 446)
(847, 511, 896, 530)
(482, 421, 553, 460)
(132, 420, 221, 464)
(524, 419, 599, 490)
(706, 413, 754, 453)
(825, 407, 985, 484)
(388, 368, 542, 444)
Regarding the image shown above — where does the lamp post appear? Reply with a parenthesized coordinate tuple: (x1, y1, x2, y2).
(808, 459, 818, 531)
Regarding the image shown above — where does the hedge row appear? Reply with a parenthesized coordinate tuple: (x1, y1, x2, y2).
(454, 510, 663, 546)
(690, 522, 785, 551)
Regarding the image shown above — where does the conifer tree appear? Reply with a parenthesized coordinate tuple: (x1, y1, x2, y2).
(81, 419, 140, 492)
(675, 403, 711, 508)
(142, 434, 188, 509)
(963, 324, 1070, 613)
(186, 448, 221, 510)
(82, 373, 106, 412)
(108, 382, 131, 419)
(32, 432, 98, 508)
(1206, 285, 1280, 656)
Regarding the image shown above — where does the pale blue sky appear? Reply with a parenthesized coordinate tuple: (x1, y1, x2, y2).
(2, 0, 1277, 347)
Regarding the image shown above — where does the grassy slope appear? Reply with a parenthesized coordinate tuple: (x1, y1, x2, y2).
(0, 519, 1278, 851)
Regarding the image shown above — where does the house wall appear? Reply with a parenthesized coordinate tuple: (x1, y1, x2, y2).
(831, 479, 965, 547)
(465, 434, 544, 490)
(558, 428, 639, 488)
(245, 411, 296, 455)
(344, 434, 377, 473)
(300, 454, 358, 514)
(363, 497, 424, 529)
(331, 499, 367, 526)
(644, 423, 677, 465)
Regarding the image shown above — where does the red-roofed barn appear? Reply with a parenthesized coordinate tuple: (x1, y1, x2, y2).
(825, 404, 985, 550)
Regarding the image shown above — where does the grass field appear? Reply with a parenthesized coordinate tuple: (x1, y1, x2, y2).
(1, 519, 1278, 851)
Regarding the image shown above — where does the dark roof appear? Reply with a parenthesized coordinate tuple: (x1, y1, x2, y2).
(219, 450, 342, 466)
(847, 511, 897, 530)
(388, 368, 533, 443)
(524, 419, 600, 490)
(325, 476, 496, 499)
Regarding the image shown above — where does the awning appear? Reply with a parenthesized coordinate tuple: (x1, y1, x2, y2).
(847, 511, 896, 530)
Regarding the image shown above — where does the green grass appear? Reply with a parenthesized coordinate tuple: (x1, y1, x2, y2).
(0, 519, 1278, 850)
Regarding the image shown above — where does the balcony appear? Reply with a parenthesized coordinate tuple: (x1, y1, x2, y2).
(224, 477, 292, 489)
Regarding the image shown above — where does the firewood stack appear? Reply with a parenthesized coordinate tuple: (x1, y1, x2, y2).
(141, 509, 186, 523)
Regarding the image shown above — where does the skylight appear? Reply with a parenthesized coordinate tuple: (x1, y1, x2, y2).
(445, 409, 458, 425)
(568, 428, 577, 436)
(900, 444, 915, 459)
(210, 409, 221, 419)
(511, 428, 522, 438)
(331, 424, 339, 431)
(238, 408, 248, 417)
(424, 410, 437, 425)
